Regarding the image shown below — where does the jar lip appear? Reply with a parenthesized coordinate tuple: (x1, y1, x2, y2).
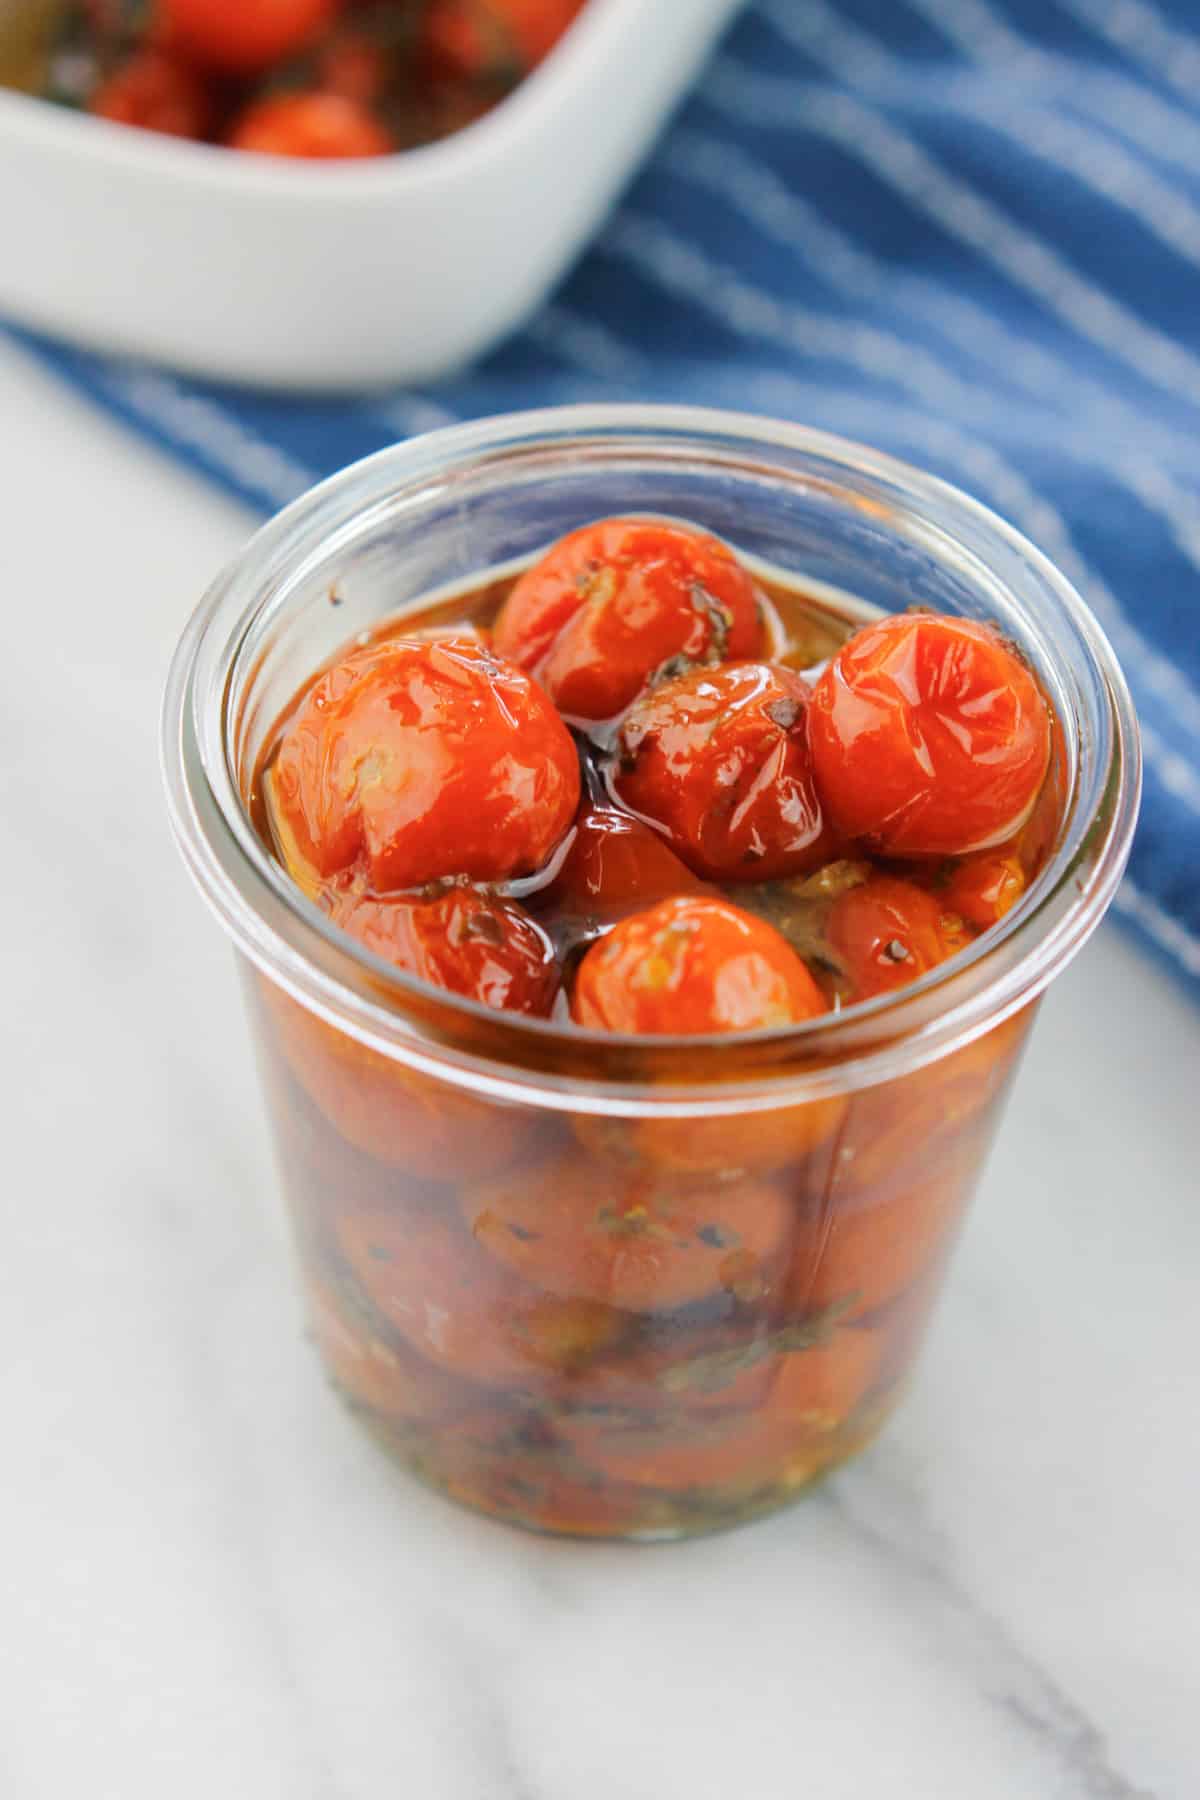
(162, 402, 1141, 1110)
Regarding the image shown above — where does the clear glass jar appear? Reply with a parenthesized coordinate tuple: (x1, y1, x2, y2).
(162, 406, 1139, 1539)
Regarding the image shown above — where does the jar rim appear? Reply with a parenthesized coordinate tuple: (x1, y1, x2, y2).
(161, 403, 1140, 1114)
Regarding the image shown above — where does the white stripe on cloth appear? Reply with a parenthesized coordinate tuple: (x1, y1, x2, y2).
(602, 211, 1200, 743)
(1113, 880, 1200, 978)
(742, 12, 1200, 415)
(97, 366, 316, 508)
(1056, 0, 1200, 104)
(904, 0, 1200, 180)
(667, 126, 1200, 565)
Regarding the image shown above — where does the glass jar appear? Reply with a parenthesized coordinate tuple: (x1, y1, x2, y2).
(162, 406, 1139, 1539)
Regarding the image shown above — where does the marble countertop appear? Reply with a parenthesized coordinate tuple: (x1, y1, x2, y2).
(2, 335, 1197, 1800)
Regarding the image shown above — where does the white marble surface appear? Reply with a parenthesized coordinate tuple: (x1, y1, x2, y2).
(1, 334, 1198, 1800)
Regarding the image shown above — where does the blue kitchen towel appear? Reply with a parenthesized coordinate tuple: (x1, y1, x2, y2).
(11, 0, 1200, 996)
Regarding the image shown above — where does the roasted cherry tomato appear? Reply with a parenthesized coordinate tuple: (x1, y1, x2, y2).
(788, 1170, 967, 1321)
(228, 91, 393, 157)
(337, 1203, 625, 1388)
(305, 1277, 468, 1425)
(941, 851, 1026, 930)
(571, 895, 827, 1035)
(257, 976, 540, 1182)
(826, 876, 971, 1003)
(818, 1006, 1034, 1207)
(157, 0, 338, 73)
(613, 663, 833, 882)
(540, 803, 713, 925)
(565, 1328, 882, 1494)
(271, 637, 579, 890)
(809, 612, 1051, 857)
(89, 49, 210, 137)
(492, 519, 763, 722)
(422, 0, 585, 83)
(326, 884, 559, 1016)
(464, 1149, 791, 1313)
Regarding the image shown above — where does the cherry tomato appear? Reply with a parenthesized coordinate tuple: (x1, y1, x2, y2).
(422, 0, 584, 82)
(305, 1277, 467, 1425)
(316, 32, 390, 105)
(571, 895, 827, 1035)
(157, 0, 338, 73)
(941, 851, 1026, 930)
(337, 1203, 625, 1388)
(809, 612, 1051, 857)
(271, 637, 580, 890)
(492, 519, 763, 722)
(326, 884, 559, 1017)
(818, 1006, 1034, 1207)
(89, 49, 210, 138)
(540, 803, 713, 925)
(826, 876, 971, 1003)
(566, 1328, 881, 1494)
(788, 1171, 967, 1322)
(613, 663, 834, 882)
(258, 976, 539, 1183)
(464, 1149, 791, 1313)
(228, 92, 393, 158)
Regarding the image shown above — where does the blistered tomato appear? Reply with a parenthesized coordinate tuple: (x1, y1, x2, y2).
(464, 1149, 791, 1312)
(571, 894, 827, 1035)
(337, 1204, 625, 1388)
(270, 637, 579, 890)
(540, 803, 713, 924)
(492, 519, 763, 722)
(826, 876, 971, 1003)
(613, 663, 833, 882)
(809, 613, 1051, 857)
(90, 49, 210, 137)
(326, 885, 558, 1016)
(228, 91, 393, 157)
(157, 0, 338, 73)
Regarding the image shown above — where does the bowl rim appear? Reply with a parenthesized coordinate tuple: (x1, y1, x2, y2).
(0, 0, 733, 195)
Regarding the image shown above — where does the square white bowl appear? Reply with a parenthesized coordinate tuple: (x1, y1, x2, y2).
(0, 0, 743, 390)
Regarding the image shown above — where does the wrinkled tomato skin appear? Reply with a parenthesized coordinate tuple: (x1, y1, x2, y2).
(463, 1149, 792, 1313)
(827, 876, 972, 1003)
(326, 885, 559, 1017)
(539, 804, 714, 925)
(613, 662, 835, 882)
(157, 0, 338, 73)
(571, 894, 827, 1035)
(492, 519, 763, 722)
(271, 637, 580, 890)
(809, 613, 1051, 857)
(228, 92, 393, 157)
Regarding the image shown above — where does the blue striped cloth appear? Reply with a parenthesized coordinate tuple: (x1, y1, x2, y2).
(12, 0, 1200, 997)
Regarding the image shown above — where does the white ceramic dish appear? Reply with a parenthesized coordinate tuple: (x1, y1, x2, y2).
(0, 0, 742, 390)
